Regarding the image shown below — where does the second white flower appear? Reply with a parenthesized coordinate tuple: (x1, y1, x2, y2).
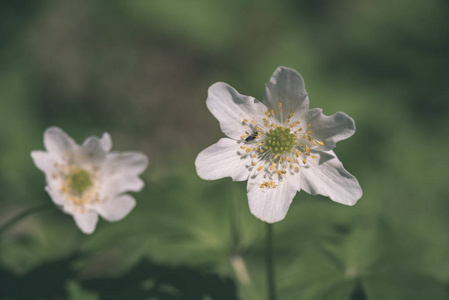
(31, 127, 148, 234)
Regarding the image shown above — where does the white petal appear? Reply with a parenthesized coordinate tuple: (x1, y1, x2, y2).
(306, 108, 356, 150)
(195, 138, 252, 181)
(263, 67, 309, 122)
(45, 184, 65, 205)
(206, 82, 268, 140)
(31, 151, 54, 174)
(96, 195, 136, 222)
(73, 211, 99, 234)
(247, 174, 300, 223)
(104, 152, 148, 175)
(44, 127, 77, 156)
(31, 151, 66, 206)
(100, 152, 148, 195)
(102, 174, 145, 195)
(79, 135, 108, 165)
(300, 150, 362, 205)
(100, 133, 112, 152)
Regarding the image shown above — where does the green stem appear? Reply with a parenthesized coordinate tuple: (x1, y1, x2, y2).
(229, 186, 249, 284)
(266, 223, 277, 300)
(230, 187, 241, 251)
(0, 203, 53, 235)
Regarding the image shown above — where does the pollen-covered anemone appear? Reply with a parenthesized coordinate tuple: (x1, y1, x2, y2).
(31, 127, 148, 234)
(195, 67, 362, 223)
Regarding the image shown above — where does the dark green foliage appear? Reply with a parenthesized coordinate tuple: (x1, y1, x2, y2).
(0, 255, 238, 300)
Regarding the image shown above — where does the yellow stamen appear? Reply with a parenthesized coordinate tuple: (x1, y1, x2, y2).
(260, 181, 277, 189)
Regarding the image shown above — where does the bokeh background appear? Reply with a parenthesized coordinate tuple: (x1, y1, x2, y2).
(1, 0, 448, 299)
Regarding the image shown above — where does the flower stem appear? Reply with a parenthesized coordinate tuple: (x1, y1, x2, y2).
(0, 203, 53, 235)
(229, 186, 252, 284)
(230, 188, 241, 250)
(266, 223, 277, 300)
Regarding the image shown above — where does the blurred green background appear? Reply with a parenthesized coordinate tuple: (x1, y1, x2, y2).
(1, 0, 448, 299)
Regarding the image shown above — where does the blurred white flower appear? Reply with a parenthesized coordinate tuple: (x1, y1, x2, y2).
(195, 67, 362, 223)
(31, 127, 148, 234)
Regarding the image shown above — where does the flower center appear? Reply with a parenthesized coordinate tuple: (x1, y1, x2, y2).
(239, 103, 325, 188)
(263, 127, 296, 155)
(68, 168, 92, 195)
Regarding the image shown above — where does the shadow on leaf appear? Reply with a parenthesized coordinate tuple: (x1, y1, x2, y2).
(0, 255, 239, 300)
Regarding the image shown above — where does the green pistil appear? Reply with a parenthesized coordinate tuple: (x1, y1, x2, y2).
(69, 169, 92, 194)
(264, 127, 296, 155)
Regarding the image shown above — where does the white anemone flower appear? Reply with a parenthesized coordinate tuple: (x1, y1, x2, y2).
(195, 67, 362, 223)
(31, 127, 148, 234)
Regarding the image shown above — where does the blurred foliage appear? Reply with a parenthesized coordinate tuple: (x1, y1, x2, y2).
(1, 0, 449, 299)
(1, 254, 237, 300)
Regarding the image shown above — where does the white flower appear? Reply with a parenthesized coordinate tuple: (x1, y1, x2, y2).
(31, 127, 148, 234)
(195, 67, 362, 223)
